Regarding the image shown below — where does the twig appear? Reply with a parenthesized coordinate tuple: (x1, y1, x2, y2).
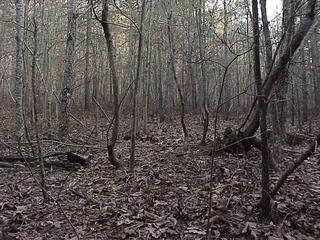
(92, 96, 110, 122)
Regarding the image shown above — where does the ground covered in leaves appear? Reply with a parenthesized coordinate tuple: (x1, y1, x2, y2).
(0, 103, 319, 239)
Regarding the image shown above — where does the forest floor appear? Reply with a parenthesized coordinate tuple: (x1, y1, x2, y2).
(0, 103, 319, 240)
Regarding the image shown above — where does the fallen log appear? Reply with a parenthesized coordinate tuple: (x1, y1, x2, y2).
(0, 151, 90, 170)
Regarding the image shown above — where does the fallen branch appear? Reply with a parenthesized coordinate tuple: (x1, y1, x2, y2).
(270, 133, 320, 197)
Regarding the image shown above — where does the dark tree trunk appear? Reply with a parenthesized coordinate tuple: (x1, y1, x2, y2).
(252, 0, 271, 219)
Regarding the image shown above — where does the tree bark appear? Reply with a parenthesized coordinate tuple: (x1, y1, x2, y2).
(58, 0, 77, 140)
(14, 0, 25, 139)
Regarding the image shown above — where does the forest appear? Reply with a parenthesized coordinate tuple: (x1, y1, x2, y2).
(0, 0, 319, 239)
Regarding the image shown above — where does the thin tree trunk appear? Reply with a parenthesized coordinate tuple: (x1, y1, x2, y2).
(276, 0, 296, 136)
(100, 0, 122, 169)
(222, 0, 231, 120)
(84, 0, 92, 110)
(157, 43, 165, 122)
(261, 0, 279, 133)
(31, 8, 48, 203)
(252, 0, 271, 219)
(196, 0, 209, 145)
(261, 0, 278, 169)
(166, 2, 188, 142)
(14, 0, 25, 139)
(130, 0, 146, 173)
(301, 49, 308, 123)
(290, 77, 295, 126)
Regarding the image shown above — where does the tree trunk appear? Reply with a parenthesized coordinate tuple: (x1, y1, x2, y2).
(311, 26, 320, 115)
(130, 0, 146, 173)
(196, 0, 209, 145)
(222, 0, 231, 120)
(261, 0, 279, 168)
(301, 49, 308, 123)
(252, 0, 271, 219)
(157, 43, 165, 123)
(14, 0, 25, 139)
(84, 0, 92, 110)
(100, 0, 122, 169)
(276, 0, 296, 136)
(58, 0, 77, 140)
(31, 8, 48, 203)
(166, 2, 188, 142)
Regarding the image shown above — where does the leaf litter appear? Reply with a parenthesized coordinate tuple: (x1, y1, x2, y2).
(0, 106, 319, 239)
